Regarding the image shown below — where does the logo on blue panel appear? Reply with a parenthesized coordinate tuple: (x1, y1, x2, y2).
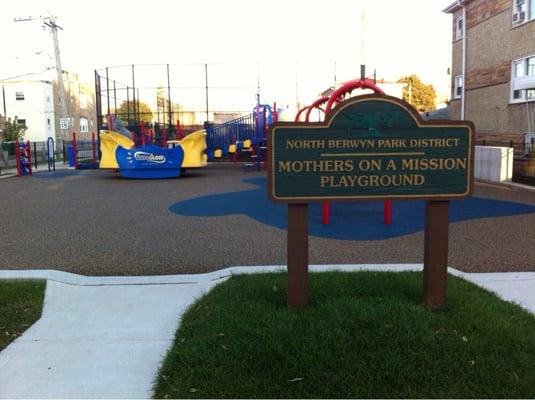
(133, 151, 166, 164)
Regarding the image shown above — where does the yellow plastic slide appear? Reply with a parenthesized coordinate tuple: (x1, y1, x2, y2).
(99, 130, 134, 169)
(168, 130, 208, 168)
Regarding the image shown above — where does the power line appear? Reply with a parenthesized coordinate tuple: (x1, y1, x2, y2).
(0, 67, 54, 82)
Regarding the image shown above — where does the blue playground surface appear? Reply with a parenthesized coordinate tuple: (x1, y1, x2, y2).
(169, 177, 535, 241)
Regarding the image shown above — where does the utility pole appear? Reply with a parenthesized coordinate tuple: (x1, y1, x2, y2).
(14, 15, 69, 140)
(359, 0, 366, 77)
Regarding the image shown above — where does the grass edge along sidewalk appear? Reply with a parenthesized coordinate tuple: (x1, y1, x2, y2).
(154, 271, 535, 399)
(0, 280, 46, 351)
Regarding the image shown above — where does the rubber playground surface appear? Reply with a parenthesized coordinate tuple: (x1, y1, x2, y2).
(1, 163, 534, 275)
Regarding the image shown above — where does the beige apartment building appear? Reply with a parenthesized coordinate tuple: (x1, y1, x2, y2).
(445, 0, 535, 139)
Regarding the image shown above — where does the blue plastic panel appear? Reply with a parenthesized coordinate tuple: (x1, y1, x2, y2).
(115, 145, 184, 179)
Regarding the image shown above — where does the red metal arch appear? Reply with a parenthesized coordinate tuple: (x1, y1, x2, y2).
(304, 96, 330, 123)
(324, 79, 385, 115)
(294, 106, 311, 122)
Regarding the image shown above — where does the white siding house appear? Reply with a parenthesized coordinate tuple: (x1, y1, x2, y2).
(1, 80, 56, 142)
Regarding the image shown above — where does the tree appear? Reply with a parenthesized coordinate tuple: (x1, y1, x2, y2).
(2, 116, 26, 141)
(116, 101, 153, 124)
(397, 75, 437, 112)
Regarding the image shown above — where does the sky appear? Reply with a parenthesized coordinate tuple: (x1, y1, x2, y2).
(0, 0, 454, 112)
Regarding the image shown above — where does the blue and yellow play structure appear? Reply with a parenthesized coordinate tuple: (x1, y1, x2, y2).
(205, 104, 276, 169)
(99, 129, 207, 179)
(96, 100, 277, 178)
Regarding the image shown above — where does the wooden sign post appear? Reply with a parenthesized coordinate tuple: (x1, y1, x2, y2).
(268, 94, 475, 310)
(287, 203, 309, 308)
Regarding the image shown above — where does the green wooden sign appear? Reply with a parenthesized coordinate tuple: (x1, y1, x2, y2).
(268, 95, 475, 202)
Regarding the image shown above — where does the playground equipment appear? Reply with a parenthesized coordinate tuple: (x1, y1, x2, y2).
(296, 78, 392, 225)
(206, 103, 277, 170)
(99, 127, 207, 179)
(94, 64, 282, 173)
(99, 130, 135, 169)
(67, 132, 99, 169)
(295, 96, 329, 122)
(15, 140, 32, 176)
(115, 144, 184, 179)
(165, 130, 208, 168)
(46, 137, 56, 172)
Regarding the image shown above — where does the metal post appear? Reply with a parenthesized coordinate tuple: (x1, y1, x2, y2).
(131, 65, 136, 123)
(137, 88, 140, 124)
(33, 141, 37, 171)
(167, 64, 172, 130)
(106, 67, 110, 117)
(113, 80, 117, 116)
(262, 107, 267, 136)
(126, 86, 130, 123)
(322, 202, 330, 224)
(287, 203, 309, 308)
(72, 131, 78, 169)
(47, 138, 51, 172)
(15, 140, 21, 176)
(384, 199, 392, 225)
(27, 140, 32, 176)
(94, 70, 103, 135)
(205, 63, 209, 124)
(47, 137, 56, 172)
(92, 132, 96, 163)
(141, 120, 145, 146)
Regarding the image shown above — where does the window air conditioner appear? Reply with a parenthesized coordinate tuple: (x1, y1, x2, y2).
(513, 11, 526, 25)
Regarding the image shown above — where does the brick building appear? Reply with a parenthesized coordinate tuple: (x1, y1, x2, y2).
(444, 0, 535, 139)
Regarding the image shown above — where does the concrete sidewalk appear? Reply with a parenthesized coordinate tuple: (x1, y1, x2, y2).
(0, 264, 534, 398)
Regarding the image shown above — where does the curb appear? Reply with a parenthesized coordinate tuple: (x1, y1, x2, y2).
(1, 265, 533, 314)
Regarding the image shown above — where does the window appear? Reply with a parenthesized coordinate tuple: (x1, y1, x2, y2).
(511, 55, 535, 102)
(512, 0, 534, 25)
(454, 75, 463, 99)
(80, 117, 89, 133)
(79, 94, 87, 109)
(528, 56, 535, 75)
(15, 92, 24, 101)
(47, 118, 51, 128)
(456, 16, 464, 39)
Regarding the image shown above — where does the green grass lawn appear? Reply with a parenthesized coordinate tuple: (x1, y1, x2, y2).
(154, 271, 535, 399)
(0, 280, 46, 351)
